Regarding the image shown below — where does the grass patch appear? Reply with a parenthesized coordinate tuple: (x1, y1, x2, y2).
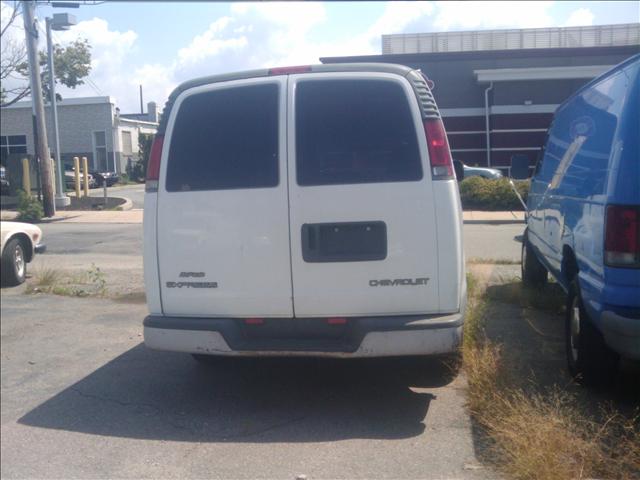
(484, 279, 565, 314)
(467, 258, 521, 265)
(484, 391, 639, 480)
(30, 267, 60, 287)
(463, 272, 640, 479)
(26, 264, 108, 298)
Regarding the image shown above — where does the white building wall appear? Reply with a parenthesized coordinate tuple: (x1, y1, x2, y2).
(116, 120, 158, 172)
(1, 97, 157, 172)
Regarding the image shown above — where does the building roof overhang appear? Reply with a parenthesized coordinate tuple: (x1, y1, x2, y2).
(474, 64, 614, 82)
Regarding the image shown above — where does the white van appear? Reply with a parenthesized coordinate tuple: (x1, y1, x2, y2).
(143, 63, 466, 359)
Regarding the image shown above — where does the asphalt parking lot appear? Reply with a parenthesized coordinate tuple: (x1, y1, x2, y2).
(1, 222, 528, 479)
(1, 292, 492, 479)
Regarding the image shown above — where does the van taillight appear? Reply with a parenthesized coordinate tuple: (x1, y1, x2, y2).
(605, 205, 640, 267)
(145, 135, 164, 192)
(424, 118, 454, 180)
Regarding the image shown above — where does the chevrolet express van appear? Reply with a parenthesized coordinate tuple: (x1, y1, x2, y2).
(143, 64, 465, 359)
(520, 55, 640, 382)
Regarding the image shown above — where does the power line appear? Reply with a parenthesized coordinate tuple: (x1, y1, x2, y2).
(85, 77, 103, 95)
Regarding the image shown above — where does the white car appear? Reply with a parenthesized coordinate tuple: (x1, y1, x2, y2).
(143, 63, 466, 360)
(453, 160, 504, 180)
(0, 221, 46, 286)
(64, 170, 96, 189)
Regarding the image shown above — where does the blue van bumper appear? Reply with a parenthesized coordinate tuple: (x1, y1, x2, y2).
(600, 307, 640, 360)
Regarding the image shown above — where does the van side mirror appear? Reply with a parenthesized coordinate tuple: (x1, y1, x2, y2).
(510, 154, 530, 180)
(453, 159, 464, 181)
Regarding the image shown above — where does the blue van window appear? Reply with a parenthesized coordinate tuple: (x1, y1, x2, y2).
(544, 71, 628, 198)
(534, 128, 551, 175)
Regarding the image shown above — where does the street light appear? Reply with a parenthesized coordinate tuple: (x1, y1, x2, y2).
(46, 12, 76, 207)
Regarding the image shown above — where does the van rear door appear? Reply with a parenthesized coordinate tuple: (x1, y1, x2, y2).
(157, 77, 294, 317)
(288, 73, 441, 317)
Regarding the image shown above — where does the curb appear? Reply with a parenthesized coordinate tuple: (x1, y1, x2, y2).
(104, 183, 144, 190)
(38, 215, 81, 224)
(115, 197, 133, 211)
(1, 196, 133, 222)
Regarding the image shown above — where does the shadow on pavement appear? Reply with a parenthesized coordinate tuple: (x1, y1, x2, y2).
(19, 345, 457, 443)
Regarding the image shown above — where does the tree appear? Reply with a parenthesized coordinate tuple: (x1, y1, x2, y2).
(129, 133, 153, 181)
(0, 2, 92, 107)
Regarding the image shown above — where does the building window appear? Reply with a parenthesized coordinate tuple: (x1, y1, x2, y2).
(0, 135, 27, 163)
(122, 131, 133, 155)
(93, 131, 108, 170)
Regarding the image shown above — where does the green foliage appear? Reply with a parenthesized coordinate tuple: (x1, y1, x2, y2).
(119, 172, 138, 185)
(138, 133, 154, 180)
(51, 39, 91, 89)
(31, 39, 92, 101)
(16, 189, 43, 223)
(2, 32, 92, 107)
(459, 177, 530, 211)
(124, 134, 153, 182)
(87, 263, 107, 295)
(26, 263, 108, 297)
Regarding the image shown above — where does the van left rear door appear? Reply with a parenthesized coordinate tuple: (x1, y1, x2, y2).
(156, 77, 293, 317)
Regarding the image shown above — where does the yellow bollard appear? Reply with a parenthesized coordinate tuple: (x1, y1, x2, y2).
(81, 156, 89, 197)
(73, 156, 81, 199)
(21, 158, 31, 197)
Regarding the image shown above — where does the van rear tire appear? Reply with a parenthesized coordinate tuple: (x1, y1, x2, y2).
(565, 279, 618, 386)
(521, 233, 547, 288)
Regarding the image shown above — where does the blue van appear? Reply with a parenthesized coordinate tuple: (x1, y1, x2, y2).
(519, 54, 639, 383)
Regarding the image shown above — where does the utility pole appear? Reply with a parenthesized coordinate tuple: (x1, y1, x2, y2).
(46, 14, 74, 207)
(22, 1, 55, 217)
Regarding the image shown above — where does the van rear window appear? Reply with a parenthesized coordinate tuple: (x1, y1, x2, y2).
(295, 79, 422, 186)
(166, 83, 279, 192)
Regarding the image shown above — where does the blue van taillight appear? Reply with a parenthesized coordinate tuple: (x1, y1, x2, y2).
(605, 205, 640, 268)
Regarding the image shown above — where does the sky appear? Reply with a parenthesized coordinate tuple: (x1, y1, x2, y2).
(2, 1, 639, 113)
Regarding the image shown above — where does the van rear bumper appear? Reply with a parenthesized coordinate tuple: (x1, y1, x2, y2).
(600, 308, 640, 361)
(143, 313, 463, 358)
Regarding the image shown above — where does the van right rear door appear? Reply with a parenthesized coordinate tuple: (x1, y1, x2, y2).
(287, 72, 441, 317)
